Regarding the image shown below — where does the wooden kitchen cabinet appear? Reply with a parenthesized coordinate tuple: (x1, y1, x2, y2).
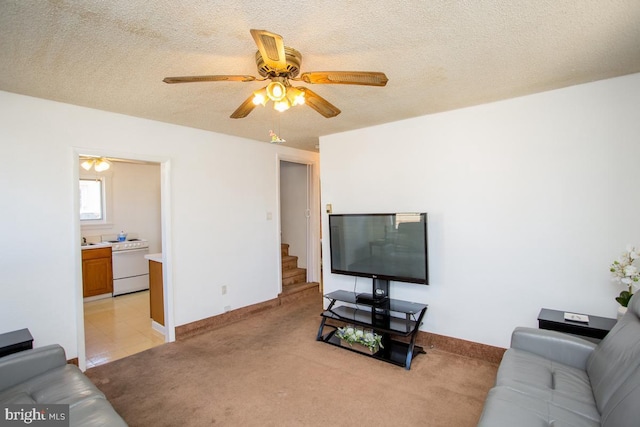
(82, 247, 113, 298)
(149, 260, 164, 326)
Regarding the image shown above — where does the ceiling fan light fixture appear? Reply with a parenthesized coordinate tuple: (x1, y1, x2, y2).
(287, 87, 305, 106)
(273, 99, 291, 112)
(163, 29, 388, 121)
(266, 81, 286, 101)
(252, 88, 268, 106)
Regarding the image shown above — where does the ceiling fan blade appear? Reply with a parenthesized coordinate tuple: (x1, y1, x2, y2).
(163, 75, 256, 84)
(250, 29, 287, 72)
(299, 71, 388, 86)
(299, 88, 341, 118)
(230, 94, 257, 119)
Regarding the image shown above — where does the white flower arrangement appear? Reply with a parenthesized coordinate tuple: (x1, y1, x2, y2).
(335, 325, 384, 352)
(610, 245, 640, 307)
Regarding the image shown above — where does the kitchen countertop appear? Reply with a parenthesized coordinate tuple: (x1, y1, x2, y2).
(145, 253, 163, 263)
(80, 242, 112, 251)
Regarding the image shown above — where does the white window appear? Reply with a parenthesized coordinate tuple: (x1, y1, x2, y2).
(79, 179, 104, 220)
(79, 173, 112, 228)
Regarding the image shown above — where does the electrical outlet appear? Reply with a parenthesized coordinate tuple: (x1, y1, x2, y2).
(224, 306, 231, 312)
(221, 285, 227, 295)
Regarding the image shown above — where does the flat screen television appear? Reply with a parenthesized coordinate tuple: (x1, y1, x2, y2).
(329, 213, 428, 303)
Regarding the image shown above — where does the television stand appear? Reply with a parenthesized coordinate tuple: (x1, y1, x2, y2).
(317, 290, 428, 370)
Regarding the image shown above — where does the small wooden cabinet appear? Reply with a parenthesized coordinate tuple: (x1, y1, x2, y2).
(82, 247, 113, 298)
(149, 260, 164, 326)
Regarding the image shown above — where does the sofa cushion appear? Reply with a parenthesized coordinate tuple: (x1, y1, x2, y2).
(599, 356, 640, 427)
(1, 391, 36, 404)
(477, 386, 600, 427)
(496, 348, 599, 421)
(0, 344, 67, 391)
(0, 364, 104, 406)
(70, 397, 128, 427)
(587, 293, 640, 415)
(510, 327, 596, 370)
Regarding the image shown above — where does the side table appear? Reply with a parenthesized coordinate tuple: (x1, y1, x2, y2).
(537, 308, 617, 341)
(0, 328, 34, 358)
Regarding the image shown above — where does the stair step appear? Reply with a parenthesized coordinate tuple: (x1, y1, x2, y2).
(282, 267, 305, 279)
(281, 243, 289, 257)
(280, 281, 320, 297)
(282, 268, 306, 286)
(282, 255, 298, 271)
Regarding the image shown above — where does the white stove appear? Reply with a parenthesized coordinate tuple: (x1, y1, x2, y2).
(102, 234, 150, 296)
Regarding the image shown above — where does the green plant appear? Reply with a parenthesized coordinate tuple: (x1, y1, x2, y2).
(335, 325, 384, 352)
(610, 245, 640, 307)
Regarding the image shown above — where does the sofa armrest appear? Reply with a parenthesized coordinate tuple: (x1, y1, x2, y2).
(510, 327, 597, 370)
(0, 345, 67, 391)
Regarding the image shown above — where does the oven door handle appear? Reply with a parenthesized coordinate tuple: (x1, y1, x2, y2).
(112, 248, 150, 255)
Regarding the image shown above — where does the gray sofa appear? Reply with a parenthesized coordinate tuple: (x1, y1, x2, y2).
(0, 344, 126, 426)
(478, 293, 640, 427)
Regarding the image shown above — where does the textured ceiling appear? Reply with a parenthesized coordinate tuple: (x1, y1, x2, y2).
(1, 0, 639, 151)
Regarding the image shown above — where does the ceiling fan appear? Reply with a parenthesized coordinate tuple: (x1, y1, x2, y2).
(163, 29, 389, 119)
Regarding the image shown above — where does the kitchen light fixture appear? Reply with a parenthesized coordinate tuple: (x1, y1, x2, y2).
(81, 157, 111, 172)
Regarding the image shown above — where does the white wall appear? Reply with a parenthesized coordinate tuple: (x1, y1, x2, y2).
(81, 161, 162, 253)
(320, 73, 640, 348)
(0, 91, 318, 360)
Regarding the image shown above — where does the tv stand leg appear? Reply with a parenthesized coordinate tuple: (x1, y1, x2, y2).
(404, 306, 428, 370)
(316, 299, 337, 341)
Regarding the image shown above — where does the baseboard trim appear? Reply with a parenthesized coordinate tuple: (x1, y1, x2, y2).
(175, 284, 320, 340)
(175, 287, 505, 364)
(416, 331, 505, 364)
(176, 298, 280, 340)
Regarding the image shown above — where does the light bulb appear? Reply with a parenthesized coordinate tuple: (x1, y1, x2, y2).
(293, 92, 305, 106)
(94, 159, 110, 172)
(266, 81, 286, 101)
(286, 87, 306, 106)
(274, 99, 290, 112)
(81, 159, 94, 171)
(252, 93, 266, 105)
(252, 88, 268, 106)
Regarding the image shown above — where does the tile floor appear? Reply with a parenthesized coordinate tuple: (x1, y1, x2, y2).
(84, 291, 165, 368)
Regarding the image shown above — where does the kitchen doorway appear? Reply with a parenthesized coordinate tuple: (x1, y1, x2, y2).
(75, 152, 171, 369)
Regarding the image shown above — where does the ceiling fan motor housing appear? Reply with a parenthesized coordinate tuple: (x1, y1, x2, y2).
(255, 46, 302, 78)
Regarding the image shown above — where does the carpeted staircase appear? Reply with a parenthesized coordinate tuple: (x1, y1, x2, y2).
(280, 243, 319, 296)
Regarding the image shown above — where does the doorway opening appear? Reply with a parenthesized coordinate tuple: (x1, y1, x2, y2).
(75, 153, 171, 369)
(278, 157, 321, 297)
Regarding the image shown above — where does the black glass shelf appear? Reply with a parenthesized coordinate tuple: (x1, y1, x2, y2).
(324, 290, 427, 314)
(321, 306, 417, 336)
(323, 332, 423, 368)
